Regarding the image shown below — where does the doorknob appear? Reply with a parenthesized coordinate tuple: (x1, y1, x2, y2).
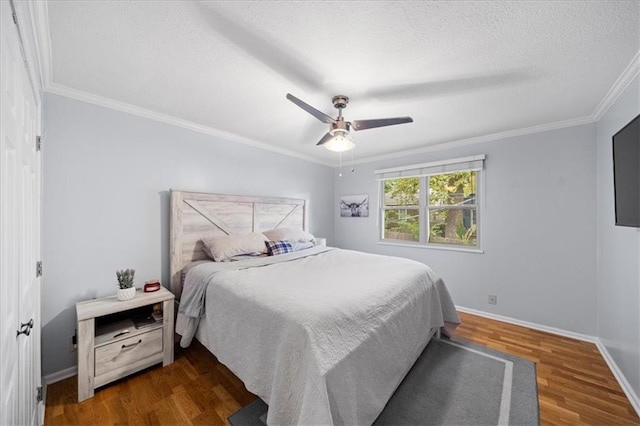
(17, 326, 31, 337)
(16, 319, 34, 337)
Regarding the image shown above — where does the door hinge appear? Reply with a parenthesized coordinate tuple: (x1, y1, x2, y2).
(36, 386, 43, 403)
(36, 135, 41, 151)
(36, 261, 42, 277)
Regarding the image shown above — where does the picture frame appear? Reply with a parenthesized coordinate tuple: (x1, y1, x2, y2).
(340, 194, 369, 217)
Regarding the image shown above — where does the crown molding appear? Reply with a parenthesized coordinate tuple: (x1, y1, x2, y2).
(46, 79, 596, 169)
(33, 0, 637, 169)
(350, 115, 595, 166)
(592, 50, 640, 121)
(30, 1, 332, 167)
(349, 49, 640, 167)
(45, 83, 333, 167)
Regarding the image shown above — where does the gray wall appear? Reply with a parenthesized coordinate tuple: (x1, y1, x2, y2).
(596, 74, 640, 397)
(43, 83, 639, 403)
(334, 124, 598, 335)
(41, 93, 334, 376)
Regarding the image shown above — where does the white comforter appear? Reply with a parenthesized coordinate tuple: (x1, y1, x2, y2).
(176, 247, 459, 425)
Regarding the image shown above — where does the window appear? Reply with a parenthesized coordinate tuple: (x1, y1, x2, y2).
(377, 155, 484, 250)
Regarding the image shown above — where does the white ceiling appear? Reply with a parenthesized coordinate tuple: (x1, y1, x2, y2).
(44, 1, 640, 165)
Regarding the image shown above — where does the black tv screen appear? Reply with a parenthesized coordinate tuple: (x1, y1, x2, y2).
(612, 113, 640, 227)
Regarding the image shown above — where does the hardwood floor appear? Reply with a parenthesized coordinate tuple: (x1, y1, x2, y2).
(455, 312, 639, 425)
(45, 337, 256, 425)
(44, 311, 640, 425)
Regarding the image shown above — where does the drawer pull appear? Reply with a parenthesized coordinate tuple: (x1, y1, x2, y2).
(122, 339, 142, 349)
(113, 330, 131, 339)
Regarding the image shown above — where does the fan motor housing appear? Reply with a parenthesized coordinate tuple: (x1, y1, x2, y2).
(332, 95, 349, 110)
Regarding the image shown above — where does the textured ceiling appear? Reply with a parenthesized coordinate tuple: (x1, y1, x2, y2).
(45, 1, 640, 165)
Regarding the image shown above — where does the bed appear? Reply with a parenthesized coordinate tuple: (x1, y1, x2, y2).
(169, 190, 460, 425)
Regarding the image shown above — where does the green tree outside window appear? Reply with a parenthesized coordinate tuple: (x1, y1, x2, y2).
(382, 171, 477, 247)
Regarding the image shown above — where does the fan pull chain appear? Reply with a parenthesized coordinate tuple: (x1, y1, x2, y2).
(350, 148, 355, 173)
(339, 152, 343, 177)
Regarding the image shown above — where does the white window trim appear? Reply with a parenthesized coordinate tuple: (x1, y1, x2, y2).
(375, 155, 485, 180)
(376, 155, 485, 252)
(377, 240, 484, 254)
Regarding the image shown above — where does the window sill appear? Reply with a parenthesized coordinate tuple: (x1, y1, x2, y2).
(377, 240, 484, 254)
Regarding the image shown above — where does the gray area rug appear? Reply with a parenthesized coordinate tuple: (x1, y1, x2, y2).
(228, 337, 539, 425)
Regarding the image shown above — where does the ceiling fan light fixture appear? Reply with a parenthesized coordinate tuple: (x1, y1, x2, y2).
(325, 130, 355, 152)
(286, 93, 412, 154)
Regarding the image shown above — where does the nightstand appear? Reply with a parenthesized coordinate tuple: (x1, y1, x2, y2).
(75, 287, 174, 402)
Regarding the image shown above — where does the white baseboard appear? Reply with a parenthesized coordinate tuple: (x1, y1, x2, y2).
(43, 366, 77, 385)
(595, 339, 640, 416)
(456, 305, 598, 342)
(42, 366, 77, 419)
(457, 305, 640, 417)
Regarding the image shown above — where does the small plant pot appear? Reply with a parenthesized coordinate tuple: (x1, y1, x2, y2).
(117, 287, 136, 301)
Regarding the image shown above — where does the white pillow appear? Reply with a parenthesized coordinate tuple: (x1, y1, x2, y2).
(292, 241, 314, 252)
(201, 232, 268, 262)
(263, 227, 315, 244)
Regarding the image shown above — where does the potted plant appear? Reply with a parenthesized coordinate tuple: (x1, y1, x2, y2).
(116, 268, 136, 301)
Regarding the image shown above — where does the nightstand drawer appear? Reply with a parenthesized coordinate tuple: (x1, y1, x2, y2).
(95, 328, 163, 377)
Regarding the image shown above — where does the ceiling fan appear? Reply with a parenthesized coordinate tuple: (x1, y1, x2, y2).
(286, 93, 413, 152)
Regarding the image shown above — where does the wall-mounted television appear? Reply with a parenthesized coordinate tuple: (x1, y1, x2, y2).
(612, 113, 640, 227)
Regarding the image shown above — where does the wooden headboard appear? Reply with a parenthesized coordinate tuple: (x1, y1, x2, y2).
(169, 190, 307, 296)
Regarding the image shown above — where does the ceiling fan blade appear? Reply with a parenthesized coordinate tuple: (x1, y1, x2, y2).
(287, 94, 335, 124)
(351, 117, 413, 131)
(316, 132, 334, 146)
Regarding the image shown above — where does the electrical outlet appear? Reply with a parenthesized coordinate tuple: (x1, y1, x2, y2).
(70, 332, 77, 351)
(488, 295, 497, 305)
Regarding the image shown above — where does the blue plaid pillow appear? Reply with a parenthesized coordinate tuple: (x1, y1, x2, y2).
(265, 240, 293, 256)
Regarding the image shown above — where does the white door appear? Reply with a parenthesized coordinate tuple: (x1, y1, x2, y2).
(1, 1, 43, 425)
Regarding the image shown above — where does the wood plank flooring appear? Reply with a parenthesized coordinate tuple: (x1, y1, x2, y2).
(44, 311, 640, 425)
(455, 312, 639, 425)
